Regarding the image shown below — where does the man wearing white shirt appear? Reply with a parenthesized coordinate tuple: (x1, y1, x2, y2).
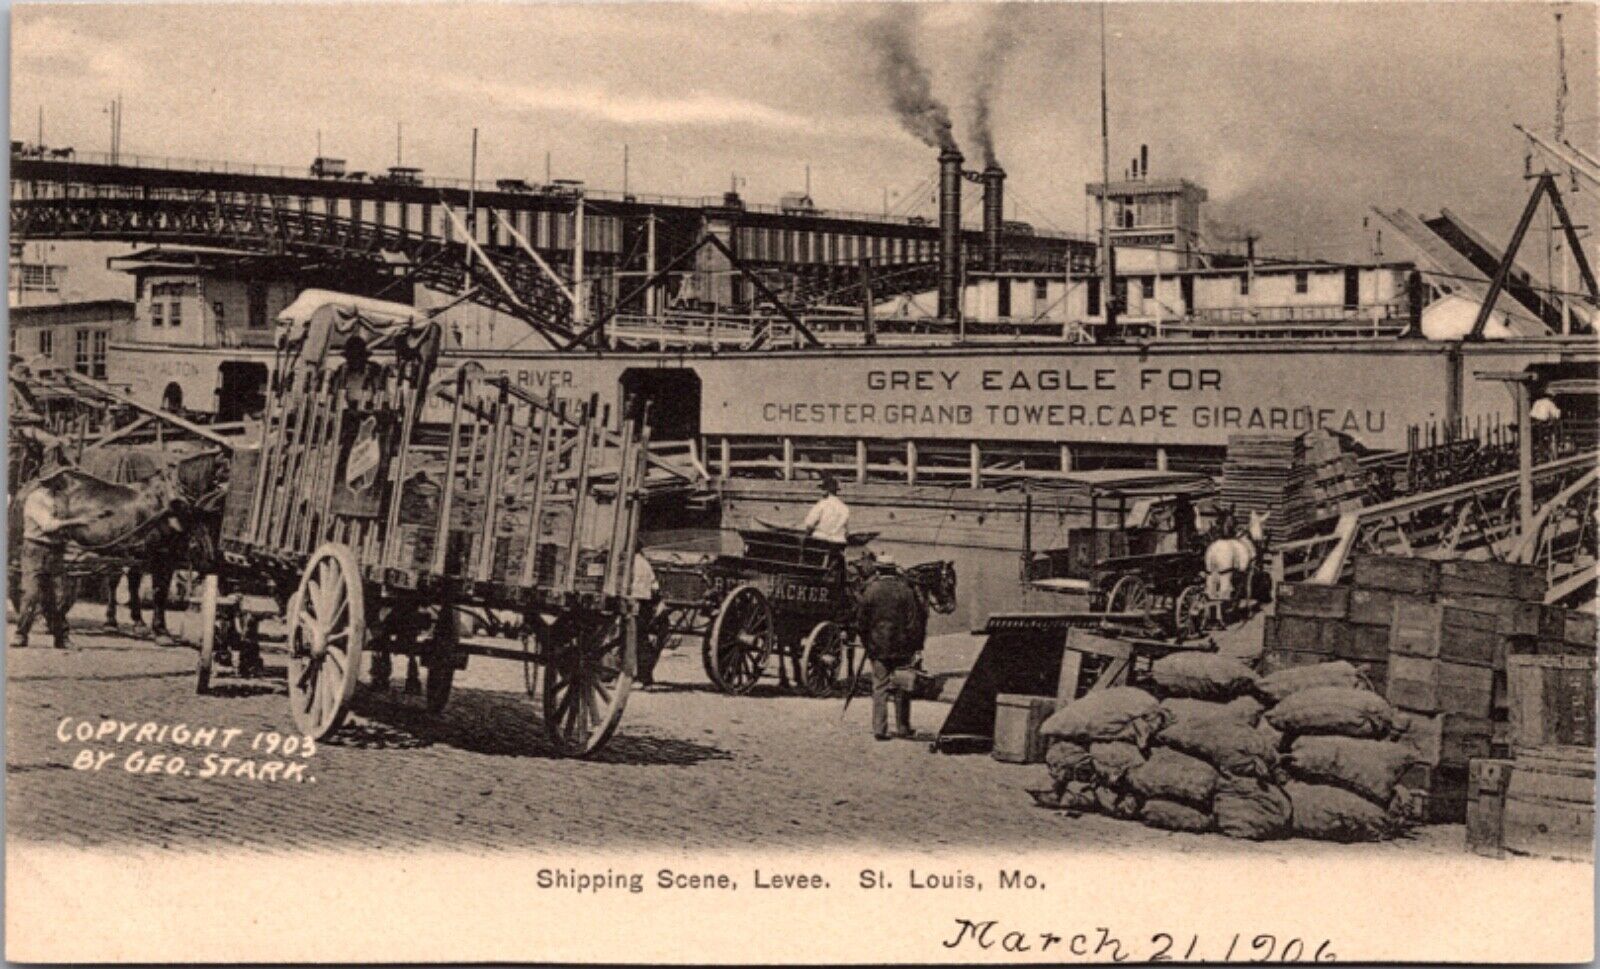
(802, 474, 850, 545)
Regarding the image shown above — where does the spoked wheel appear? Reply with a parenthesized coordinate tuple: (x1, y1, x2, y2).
(1173, 583, 1208, 640)
(1106, 575, 1151, 617)
(542, 611, 636, 757)
(286, 543, 366, 740)
(704, 583, 773, 695)
(195, 574, 220, 695)
(798, 621, 849, 697)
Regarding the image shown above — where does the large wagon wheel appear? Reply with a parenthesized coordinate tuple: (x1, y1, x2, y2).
(195, 574, 220, 695)
(286, 543, 366, 740)
(1106, 575, 1151, 617)
(542, 611, 636, 757)
(1173, 583, 1208, 640)
(704, 583, 773, 694)
(798, 620, 849, 697)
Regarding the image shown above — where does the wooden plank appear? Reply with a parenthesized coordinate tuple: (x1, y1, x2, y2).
(1353, 554, 1439, 594)
(1275, 583, 1351, 619)
(1467, 757, 1515, 858)
(1388, 657, 1495, 717)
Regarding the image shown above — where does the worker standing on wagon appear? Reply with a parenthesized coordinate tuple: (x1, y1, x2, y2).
(14, 472, 98, 650)
(856, 558, 924, 741)
(802, 474, 850, 546)
(630, 550, 664, 689)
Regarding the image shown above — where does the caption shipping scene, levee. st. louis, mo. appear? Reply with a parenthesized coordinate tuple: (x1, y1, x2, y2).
(5, 0, 1597, 910)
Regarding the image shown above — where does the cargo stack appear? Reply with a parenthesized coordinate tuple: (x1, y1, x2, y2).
(1263, 554, 1594, 823)
(1299, 429, 1372, 519)
(1218, 433, 1311, 544)
(1467, 648, 1595, 860)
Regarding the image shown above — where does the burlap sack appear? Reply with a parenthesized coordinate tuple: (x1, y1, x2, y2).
(1039, 687, 1165, 748)
(1149, 653, 1260, 701)
(1265, 686, 1396, 739)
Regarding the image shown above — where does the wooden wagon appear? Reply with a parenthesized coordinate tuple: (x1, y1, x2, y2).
(210, 302, 652, 756)
(1022, 473, 1216, 640)
(648, 523, 880, 697)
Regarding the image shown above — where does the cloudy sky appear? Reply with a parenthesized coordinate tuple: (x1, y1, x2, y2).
(11, 2, 1597, 262)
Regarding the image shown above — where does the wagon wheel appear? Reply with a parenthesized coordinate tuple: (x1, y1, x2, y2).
(1173, 583, 1208, 640)
(798, 621, 849, 697)
(1106, 575, 1150, 617)
(285, 543, 366, 740)
(705, 584, 773, 695)
(542, 611, 636, 757)
(424, 608, 461, 715)
(195, 574, 220, 695)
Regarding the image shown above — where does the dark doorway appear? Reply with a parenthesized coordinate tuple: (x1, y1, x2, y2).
(620, 368, 701, 442)
(217, 361, 269, 422)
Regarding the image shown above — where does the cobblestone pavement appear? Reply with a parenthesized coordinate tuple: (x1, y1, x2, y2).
(7, 602, 1470, 857)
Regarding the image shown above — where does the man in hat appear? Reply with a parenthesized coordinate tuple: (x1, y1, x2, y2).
(855, 556, 925, 741)
(630, 550, 664, 688)
(15, 472, 100, 649)
(802, 474, 850, 546)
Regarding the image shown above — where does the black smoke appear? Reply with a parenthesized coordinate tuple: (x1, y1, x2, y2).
(867, 9, 957, 152)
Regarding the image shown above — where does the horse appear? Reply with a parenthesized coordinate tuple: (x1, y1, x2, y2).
(68, 449, 227, 639)
(901, 559, 958, 617)
(1203, 507, 1266, 626)
(9, 467, 190, 617)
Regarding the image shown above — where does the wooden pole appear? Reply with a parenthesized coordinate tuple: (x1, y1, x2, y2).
(432, 369, 468, 576)
(562, 397, 597, 593)
(521, 388, 558, 587)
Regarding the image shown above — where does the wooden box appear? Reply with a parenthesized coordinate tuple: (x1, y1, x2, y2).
(1276, 583, 1351, 620)
(1326, 621, 1391, 663)
(1389, 600, 1503, 669)
(1404, 711, 1496, 767)
(1440, 595, 1565, 640)
(1466, 758, 1515, 857)
(1349, 588, 1404, 627)
(992, 694, 1058, 764)
(1505, 655, 1597, 750)
(1564, 611, 1597, 651)
(1260, 646, 1336, 675)
(1353, 555, 1439, 595)
(1388, 657, 1495, 717)
(1271, 615, 1327, 654)
(1438, 559, 1546, 602)
(1502, 746, 1595, 861)
(1397, 763, 1471, 823)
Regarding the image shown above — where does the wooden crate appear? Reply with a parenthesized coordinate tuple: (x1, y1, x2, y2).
(1505, 655, 1597, 750)
(1564, 611, 1597, 651)
(1259, 646, 1335, 675)
(1349, 588, 1405, 627)
(1389, 600, 1503, 669)
(1437, 559, 1546, 602)
(992, 694, 1058, 764)
(1404, 710, 1496, 767)
(1324, 621, 1390, 662)
(1353, 555, 1439, 595)
(1271, 615, 1327, 653)
(1439, 595, 1565, 640)
(1398, 762, 1471, 823)
(1388, 656, 1496, 717)
(1276, 583, 1351, 620)
(1466, 758, 1515, 858)
(1502, 746, 1595, 861)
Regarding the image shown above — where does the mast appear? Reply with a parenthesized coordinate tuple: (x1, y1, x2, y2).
(1098, 3, 1117, 338)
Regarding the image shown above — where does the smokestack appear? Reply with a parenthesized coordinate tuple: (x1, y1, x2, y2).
(938, 147, 964, 320)
(1140, 144, 1149, 180)
(982, 163, 1005, 272)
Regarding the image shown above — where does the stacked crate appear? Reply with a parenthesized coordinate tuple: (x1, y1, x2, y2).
(1263, 554, 1586, 822)
(1468, 651, 1596, 859)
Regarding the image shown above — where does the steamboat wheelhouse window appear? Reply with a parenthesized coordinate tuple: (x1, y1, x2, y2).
(91, 331, 107, 379)
(37, 329, 52, 357)
(152, 302, 164, 327)
(74, 329, 90, 374)
(1034, 279, 1049, 302)
(1295, 270, 1310, 294)
(169, 300, 183, 327)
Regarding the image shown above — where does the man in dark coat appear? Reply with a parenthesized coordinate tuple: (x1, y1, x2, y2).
(855, 559, 926, 740)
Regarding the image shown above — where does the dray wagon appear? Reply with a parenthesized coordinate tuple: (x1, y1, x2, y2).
(212, 302, 653, 756)
(1022, 472, 1217, 640)
(649, 523, 879, 697)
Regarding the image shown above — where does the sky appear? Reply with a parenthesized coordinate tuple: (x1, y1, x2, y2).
(10, 1, 1598, 265)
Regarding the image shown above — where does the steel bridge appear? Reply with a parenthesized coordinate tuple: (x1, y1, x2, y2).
(10, 152, 1090, 348)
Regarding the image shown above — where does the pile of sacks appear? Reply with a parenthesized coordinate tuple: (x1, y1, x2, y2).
(1039, 656, 1418, 842)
